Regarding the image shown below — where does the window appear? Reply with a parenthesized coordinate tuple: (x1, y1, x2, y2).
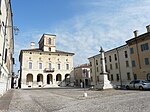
(134, 80, 140, 84)
(97, 76, 99, 82)
(124, 51, 128, 58)
(115, 63, 118, 69)
(126, 61, 129, 67)
(109, 56, 111, 62)
(130, 48, 134, 54)
(49, 47, 51, 51)
(110, 64, 112, 70)
(58, 64, 60, 70)
(49, 63, 51, 69)
(105, 65, 108, 72)
(105, 57, 107, 63)
(91, 76, 93, 82)
(144, 58, 149, 65)
(90, 68, 92, 73)
(141, 43, 149, 51)
(48, 38, 51, 44)
(111, 74, 113, 81)
(29, 62, 32, 69)
(66, 64, 69, 70)
(97, 67, 99, 72)
(127, 72, 131, 80)
(96, 60, 98, 65)
(90, 62, 92, 66)
(114, 54, 117, 61)
(4, 49, 7, 63)
(132, 60, 136, 67)
(39, 63, 42, 69)
(116, 74, 119, 81)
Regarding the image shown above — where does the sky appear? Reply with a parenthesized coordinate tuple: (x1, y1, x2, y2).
(11, 0, 150, 73)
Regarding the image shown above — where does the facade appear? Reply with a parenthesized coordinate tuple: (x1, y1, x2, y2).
(74, 63, 91, 87)
(19, 34, 74, 88)
(88, 45, 133, 87)
(0, 0, 14, 96)
(126, 25, 150, 80)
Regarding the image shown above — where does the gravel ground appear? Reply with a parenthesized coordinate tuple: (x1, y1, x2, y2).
(0, 87, 150, 112)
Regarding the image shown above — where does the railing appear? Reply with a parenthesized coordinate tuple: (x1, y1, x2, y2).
(44, 68, 55, 72)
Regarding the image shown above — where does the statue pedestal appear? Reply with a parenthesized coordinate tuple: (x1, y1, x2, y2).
(98, 73, 113, 89)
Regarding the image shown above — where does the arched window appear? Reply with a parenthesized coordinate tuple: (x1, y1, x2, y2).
(39, 62, 42, 69)
(49, 47, 51, 51)
(58, 64, 60, 70)
(56, 74, 61, 81)
(26, 74, 33, 82)
(49, 63, 51, 69)
(29, 62, 32, 69)
(66, 64, 69, 70)
(48, 38, 51, 44)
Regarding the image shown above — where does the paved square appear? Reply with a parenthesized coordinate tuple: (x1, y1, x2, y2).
(0, 88, 150, 112)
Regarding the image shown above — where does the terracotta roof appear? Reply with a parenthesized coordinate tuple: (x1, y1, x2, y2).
(88, 44, 127, 59)
(20, 48, 74, 55)
(75, 63, 91, 68)
(126, 32, 150, 44)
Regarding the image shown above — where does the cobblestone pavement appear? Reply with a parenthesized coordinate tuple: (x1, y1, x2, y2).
(0, 87, 150, 112)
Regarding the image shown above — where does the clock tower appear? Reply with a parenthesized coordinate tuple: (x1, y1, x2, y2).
(38, 34, 56, 52)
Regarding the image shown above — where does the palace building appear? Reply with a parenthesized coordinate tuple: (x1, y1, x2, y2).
(74, 63, 91, 87)
(126, 25, 150, 80)
(19, 34, 74, 88)
(88, 45, 134, 87)
(88, 25, 150, 88)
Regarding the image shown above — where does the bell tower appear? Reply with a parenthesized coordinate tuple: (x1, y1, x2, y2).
(38, 34, 56, 52)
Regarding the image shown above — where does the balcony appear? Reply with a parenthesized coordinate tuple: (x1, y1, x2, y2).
(44, 68, 55, 72)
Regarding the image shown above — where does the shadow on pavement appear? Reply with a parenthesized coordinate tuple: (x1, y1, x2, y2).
(0, 90, 14, 111)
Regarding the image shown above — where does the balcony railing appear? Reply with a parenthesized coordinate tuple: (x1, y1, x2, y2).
(44, 68, 55, 72)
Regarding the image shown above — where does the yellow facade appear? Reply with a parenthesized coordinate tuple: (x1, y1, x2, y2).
(126, 26, 150, 80)
(19, 34, 74, 88)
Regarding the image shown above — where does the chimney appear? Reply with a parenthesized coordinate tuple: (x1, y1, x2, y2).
(133, 30, 138, 37)
(30, 42, 35, 49)
(146, 25, 150, 33)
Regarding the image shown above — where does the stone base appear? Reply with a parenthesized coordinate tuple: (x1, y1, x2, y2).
(98, 74, 113, 90)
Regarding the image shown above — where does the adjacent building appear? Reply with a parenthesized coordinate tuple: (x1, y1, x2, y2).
(74, 63, 91, 87)
(126, 25, 150, 80)
(88, 45, 134, 87)
(0, 0, 14, 96)
(19, 34, 74, 88)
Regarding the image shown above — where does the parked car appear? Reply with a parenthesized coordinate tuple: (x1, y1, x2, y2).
(126, 80, 150, 90)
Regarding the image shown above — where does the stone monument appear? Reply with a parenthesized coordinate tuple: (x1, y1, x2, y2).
(99, 47, 113, 89)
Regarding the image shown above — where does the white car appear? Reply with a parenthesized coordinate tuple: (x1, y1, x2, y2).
(126, 80, 150, 90)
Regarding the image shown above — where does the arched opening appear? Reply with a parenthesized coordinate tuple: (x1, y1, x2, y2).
(147, 73, 150, 80)
(47, 74, 53, 84)
(26, 74, 33, 86)
(37, 74, 43, 82)
(85, 79, 88, 86)
(56, 74, 61, 81)
(65, 74, 70, 86)
(26, 74, 33, 82)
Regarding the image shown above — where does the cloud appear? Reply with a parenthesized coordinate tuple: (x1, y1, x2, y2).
(14, 0, 150, 71)
(52, 0, 150, 66)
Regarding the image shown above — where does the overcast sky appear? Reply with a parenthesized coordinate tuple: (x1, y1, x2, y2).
(12, 0, 150, 73)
